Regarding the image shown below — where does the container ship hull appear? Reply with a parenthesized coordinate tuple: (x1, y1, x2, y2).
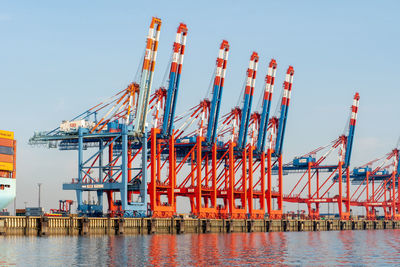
(0, 177, 16, 209)
(0, 130, 16, 211)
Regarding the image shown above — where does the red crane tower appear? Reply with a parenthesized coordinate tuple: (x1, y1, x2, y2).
(283, 92, 359, 220)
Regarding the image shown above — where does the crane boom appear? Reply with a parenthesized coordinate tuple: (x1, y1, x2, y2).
(206, 40, 230, 144)
(256, 59, 277, 153)
(162, 23, 188, 136)
(274, 66, 294, 156)
(237, 52, 259, 149)
(133, 17, 162, 136)
(344, 92, 360, 167)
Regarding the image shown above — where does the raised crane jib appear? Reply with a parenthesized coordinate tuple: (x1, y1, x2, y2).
(133, 17, 162, 136)
(162, 23, 188, 137)
(344, 92, 360, 167)
(256, 59, 277, 153)
(206, 40, 230, 144)
(274, 66, 294, 156)
(237, 52, 259, 149)
(394, 149, 399, 178)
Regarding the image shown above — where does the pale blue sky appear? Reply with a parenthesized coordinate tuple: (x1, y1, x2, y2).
(1, 0, 399, 213)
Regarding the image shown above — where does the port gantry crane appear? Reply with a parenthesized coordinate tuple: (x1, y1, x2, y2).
(29, 16, 299, 219)
(347, 142, 400, 220)
(226, 51, 259, 219)
(151, 40, 231, 218)
(283, 92, 360, 220)
(266, 65, 295, 219)
(149, 47, 294, 220)
(29, 17, 168, 217)
(217, 61, 294, 219)
(246, 59, 277, 219)
(146, 23, 188, 218)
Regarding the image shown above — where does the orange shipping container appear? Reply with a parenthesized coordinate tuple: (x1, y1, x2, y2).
(0, 154, 13, 163)
(0, 138, 13, 147)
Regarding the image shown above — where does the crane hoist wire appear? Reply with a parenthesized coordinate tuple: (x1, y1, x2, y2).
(235, 78, 247, 107)
(161, 50, 174, 88)
(273, 86, 284, 118)
(255, 83, 263, 112)
(134, 50, 146, 83)
(343, 106, 351, 137)
(205, 65, 217, 99)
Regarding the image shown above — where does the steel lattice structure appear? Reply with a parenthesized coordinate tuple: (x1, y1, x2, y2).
(29, 17, 400, 220)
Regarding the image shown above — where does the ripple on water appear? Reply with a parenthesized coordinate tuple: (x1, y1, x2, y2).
(1, 230, 400, 266)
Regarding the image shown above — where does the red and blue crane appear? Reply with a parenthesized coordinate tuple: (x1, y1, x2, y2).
(29, 16, 399, 223)
(283, 92, 360, 220)
(256, 59, 277, 153)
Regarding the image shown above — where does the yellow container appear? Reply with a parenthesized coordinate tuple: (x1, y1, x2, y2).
(0, 130, 14, 140)
(0, 162, 13, 171)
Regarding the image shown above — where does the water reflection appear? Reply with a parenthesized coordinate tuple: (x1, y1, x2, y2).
(2, 230, 400, 265)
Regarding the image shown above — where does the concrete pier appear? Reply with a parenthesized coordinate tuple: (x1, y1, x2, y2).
(0, 216, 399, 236)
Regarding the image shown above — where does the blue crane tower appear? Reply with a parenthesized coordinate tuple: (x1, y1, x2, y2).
(206, 40, 230, 144)
(274, 66, 294, 157)
(256, 59, 277, 154)
(162, 23, 188, 137)
(236, 52, 259, 150)
(28, 18, 189, 217)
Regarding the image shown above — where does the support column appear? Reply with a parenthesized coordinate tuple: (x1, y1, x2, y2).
(212, 143, 217, 209)
(316, 169, 320, 215)
(241, 147, 247, 216)
(141, 130, 148, 208)
(393, 174, 396, 219)
(120, 125, 128, 211)
(338, 161, 343, 219)
(260, 152, 266, 212)
(346, 167, 350, 213)
(76, 127, 84, 212)
(366, 172, 369, 202)
(196, 136, 202, 214)
(99, 140, 103, 182)
(169, 132, 176, 213)
(248, 146, 254, 217)
(97, 190, 103, 210)
(398, 174, 400, 213)
(228, 142, 235, 216)
(128, 140, 132, 203)
(266, 149, 272, 215)
(308, 163, 311, 199)
(278, 155, 283, 211)
(149, 128, 158, 212)
(107, 137, 116, 213)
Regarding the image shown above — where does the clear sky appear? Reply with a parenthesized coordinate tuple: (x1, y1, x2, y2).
(1, 0, 399, 213)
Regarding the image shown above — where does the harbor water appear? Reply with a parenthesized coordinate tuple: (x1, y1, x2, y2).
(1, 230, 400, 266)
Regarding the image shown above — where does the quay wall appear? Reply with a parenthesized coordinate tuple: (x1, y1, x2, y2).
(0, 217, 398, 236)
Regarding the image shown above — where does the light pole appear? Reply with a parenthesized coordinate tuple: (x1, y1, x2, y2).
(37, 183, 42, 208)
(297, 202, 300, 219)
(328, 192, 330, 218)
